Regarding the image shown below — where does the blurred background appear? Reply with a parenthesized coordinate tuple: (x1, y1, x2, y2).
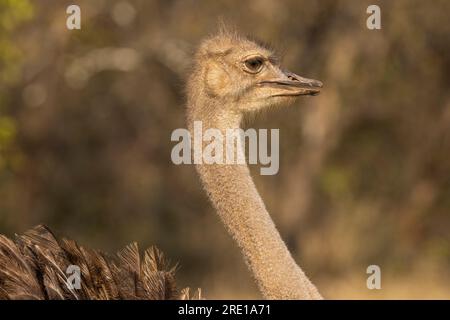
(0, 0, 449, 299)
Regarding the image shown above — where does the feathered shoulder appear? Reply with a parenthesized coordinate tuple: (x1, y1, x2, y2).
(0, 225, 201, 300)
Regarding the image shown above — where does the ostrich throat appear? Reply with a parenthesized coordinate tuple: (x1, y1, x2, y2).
(172, 119, 279, 175)
(188, 102, 321, 299)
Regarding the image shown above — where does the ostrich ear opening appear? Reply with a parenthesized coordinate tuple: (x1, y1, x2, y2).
(204, 63, 232, 97)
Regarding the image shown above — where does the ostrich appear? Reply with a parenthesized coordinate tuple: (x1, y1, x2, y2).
(0, 31, 323, 300)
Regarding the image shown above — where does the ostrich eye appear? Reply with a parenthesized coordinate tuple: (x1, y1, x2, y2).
(244, 57, 264, 73)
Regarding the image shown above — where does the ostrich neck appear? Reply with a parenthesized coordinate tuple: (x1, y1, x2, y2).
(187, 100, 322, 299)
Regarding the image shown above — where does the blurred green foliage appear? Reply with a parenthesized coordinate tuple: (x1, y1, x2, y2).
(0, 0, 32, 175)
(0, 0, 33, 84)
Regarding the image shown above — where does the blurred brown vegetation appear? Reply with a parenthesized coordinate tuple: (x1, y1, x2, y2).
(0, 0, 449, 298)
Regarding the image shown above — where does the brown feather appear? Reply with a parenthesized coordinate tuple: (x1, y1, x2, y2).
(0, 235, 44, 299)
(0, 225, 200, 300)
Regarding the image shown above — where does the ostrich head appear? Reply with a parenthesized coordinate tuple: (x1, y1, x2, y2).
(189, 32, 323, 115)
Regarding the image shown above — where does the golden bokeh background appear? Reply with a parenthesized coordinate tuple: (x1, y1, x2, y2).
(0, 0, 449, 298)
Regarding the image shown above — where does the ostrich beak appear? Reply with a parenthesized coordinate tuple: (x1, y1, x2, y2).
(259, 70, 323, 97)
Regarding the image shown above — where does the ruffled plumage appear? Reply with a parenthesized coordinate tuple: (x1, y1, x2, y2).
(0, 225, 200, 300)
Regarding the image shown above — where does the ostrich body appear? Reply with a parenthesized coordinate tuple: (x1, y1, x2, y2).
(0, 31, 323, 300)
(0, 225, 181, 300)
